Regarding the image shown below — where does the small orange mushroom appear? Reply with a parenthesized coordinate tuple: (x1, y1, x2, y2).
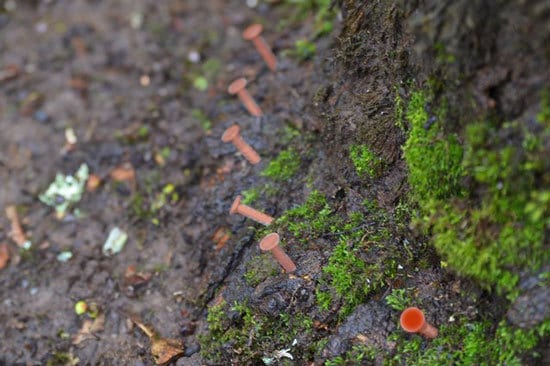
(400, 307, 438, 339)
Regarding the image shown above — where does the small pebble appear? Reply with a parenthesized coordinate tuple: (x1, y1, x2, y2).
(34, 110, 49, 123)
(5, 0, 16, 11)
(140, 75, 150, 86)
(130, 12, 143, 29)
(188, 50, 200, 63)
(25, 63, 36, 73)
(35, 21, 48, 33)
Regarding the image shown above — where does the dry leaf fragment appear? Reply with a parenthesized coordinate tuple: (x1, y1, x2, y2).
(0, 64, 19, 82)
(72, 313, 105, 345)
(130, 315, 184, 365)
(5, 205, 30, 248)
(86, 174, 101, 192)
(124, 264, 152, 286)
(69, 76, 88, 91)
(19, 91, 44, 116)
(102, 227, 128, 256)
(0, 243, 10, 270)
(212, 227, 231, 251)
(70, 37, 87, 57)
(109, 164, 136, 182)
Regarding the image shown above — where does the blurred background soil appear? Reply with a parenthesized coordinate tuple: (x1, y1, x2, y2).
(0, 0, 326, 364)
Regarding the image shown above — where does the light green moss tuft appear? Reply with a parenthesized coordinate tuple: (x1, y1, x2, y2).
(261, 148, 301, 181)
(349, 144, 383, 178)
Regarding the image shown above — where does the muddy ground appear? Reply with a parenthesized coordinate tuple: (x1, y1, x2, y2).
(1, 0, 548, 365)
(0, 0, 336, 364)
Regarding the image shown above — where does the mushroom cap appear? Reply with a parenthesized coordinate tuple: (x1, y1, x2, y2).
(400, 307, 425, 333)
(222, 124, 240, 142)
(242, 23, 263, 40)
(259, 233, 280, 251)
(227, 78, 247, 94)
(229, 195, 242, 214)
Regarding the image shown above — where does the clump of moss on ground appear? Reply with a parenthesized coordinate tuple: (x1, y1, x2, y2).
(386, 318, 549, 365)
(243, 254, 280, 287)
(200, 187, 416, 364)
(402, 91, 463, 202)
(315, 200, 404, 318)
(261, 148, 301, 181)
(276, 191, 412, 319)
(349, 144, 383, 178)
(403, 89, 549, 297)
(198, 300, 314, 364)
(280, 0, 336, 38)
(325, 344, 377, 365)
(399, 88, 550, 364)
(276, 190, 336, 242)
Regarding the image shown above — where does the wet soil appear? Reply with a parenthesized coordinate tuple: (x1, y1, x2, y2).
(0, 0, 328, 364)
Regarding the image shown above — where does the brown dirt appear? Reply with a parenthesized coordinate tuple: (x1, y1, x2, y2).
(0, 0, 326, 364)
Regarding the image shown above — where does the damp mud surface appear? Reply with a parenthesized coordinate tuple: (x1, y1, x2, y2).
(1, 0, 549, 365)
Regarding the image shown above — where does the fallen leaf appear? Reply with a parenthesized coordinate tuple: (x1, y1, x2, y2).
(313, 320, 329, 331)
(355, 334, 368, 343)
(102, 227, 128, 256)
(5, 205, 29, 248)
(163, 249, 173, 266)
(69, 76, 88, 91)
(154, 152, 166, 166)
(0, 243, 10, 270)
(70, 37, 87, 57)
(19, 91, 44, 116)
(130, 314, 185, 365)
(150, 337, 185, 365)
(0, 64, 19, 82)
(124, 264, 152, 286)
(86, 174, 101, 192)
(109, 164, 135, 182)
(72, 313, 105, 345)
(212, 227, 230, 251)
(7, 318, 26, 330)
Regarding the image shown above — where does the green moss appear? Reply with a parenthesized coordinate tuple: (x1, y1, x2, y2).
(191, 108, 212, 132)
(394, 87, 405, 131)
(241, 188, 259, 205)
(386, 319, 549, 365)
(402, 91, 464, 202)
(281, 124, 301, 144)
(289, 39, 317, 61)
(385, 288, 411, 311)
(130, 179, 180, 225)
(438, 122, 547, 295)
(199, 300, 314, 364)
(434, 42, 456, 64)
(46, 352, 79, 366)
(536, 89, 550, 127)
(316, 238, 368, 316)
(276, 191, 410, 318)
(280, 0, 336, 37)
(202, 58, 222, 79)
(325, 344, 377, 365)
(403, 89, 549, 297)
(276, 190, 339, 243)
(261, 148, 301, 181)
(349, 144, 383, 178)
(244, 254, 280, 287)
